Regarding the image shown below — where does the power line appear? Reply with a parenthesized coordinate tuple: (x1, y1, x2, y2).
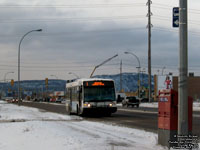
(0, 15, 146, 24)
(0, 3, 145, 8)
(153, 3, 200, 14)
(0, 27, 146, 39)
(0, 62, 120, 69)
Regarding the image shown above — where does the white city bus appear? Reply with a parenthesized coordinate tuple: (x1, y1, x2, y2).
(65, 78, 117, 116)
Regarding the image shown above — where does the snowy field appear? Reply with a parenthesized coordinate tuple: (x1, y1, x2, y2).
(0, 100, 169, 150)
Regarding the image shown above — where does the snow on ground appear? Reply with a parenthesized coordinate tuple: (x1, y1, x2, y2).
(139, 102, 158, 108)
(139, 102, 200, 111)
(0, 100, 168, 150)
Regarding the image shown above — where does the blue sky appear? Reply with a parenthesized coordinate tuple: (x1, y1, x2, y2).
(0, 0, 200, 81)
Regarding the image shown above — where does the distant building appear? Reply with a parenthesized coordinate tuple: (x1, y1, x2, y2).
(172, 76, 200, 101)
(154, 75, 200, 101)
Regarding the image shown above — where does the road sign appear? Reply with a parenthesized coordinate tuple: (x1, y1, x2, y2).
(11, 79, 14, 86)
(173, 7, 179, 28)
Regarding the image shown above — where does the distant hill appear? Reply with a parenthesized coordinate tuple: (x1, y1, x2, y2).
(0, 79, 67, 95)
(0, 73, 154, 95)
(93, 72, 153, 92)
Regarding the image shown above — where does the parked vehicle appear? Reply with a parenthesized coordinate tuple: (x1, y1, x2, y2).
(50, 98, 56, 102)
(55, 98, 63, 103)
(122, 96, 139, 107)
(116, 92, 126, 103)
(11, 98, 19, 103)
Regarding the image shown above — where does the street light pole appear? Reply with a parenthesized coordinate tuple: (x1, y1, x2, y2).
(124, 51, 141, 98)
(18, 29, 42, 105)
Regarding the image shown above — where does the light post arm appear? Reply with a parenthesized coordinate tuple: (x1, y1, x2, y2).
(4, 71, 14, 82)
(124, 51, 141, 98)
(90, 54, 118, 78)
(90, 66, 97, 78)
(124, 52, 141, 69)
(18, 29, 42, 105)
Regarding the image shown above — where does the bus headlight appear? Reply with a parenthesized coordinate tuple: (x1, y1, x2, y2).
(109, 103, 113, 107)
(84, 103, 91, 108)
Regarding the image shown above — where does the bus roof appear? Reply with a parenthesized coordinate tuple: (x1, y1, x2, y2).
(66, 78, 114, 88)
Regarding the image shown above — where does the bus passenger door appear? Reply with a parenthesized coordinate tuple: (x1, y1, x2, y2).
(69, 88, 72, 108)
(78, 86, 82, 112)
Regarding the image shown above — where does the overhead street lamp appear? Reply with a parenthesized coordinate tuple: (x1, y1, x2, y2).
(4, 71, 14, 82)
(90, 54, 118, 78)
(50, 75, 58, 79)
(68, 72, 80, 79)
(124, 51, 141, 98)
(18, 29, 42, 105)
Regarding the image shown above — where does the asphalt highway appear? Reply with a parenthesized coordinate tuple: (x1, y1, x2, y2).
(19, 101, 200, 137)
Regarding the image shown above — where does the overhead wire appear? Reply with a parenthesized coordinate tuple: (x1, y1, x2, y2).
(0, 3, 145, 8)
(153, 2, 200, 14)
(0, 15, 146, 24)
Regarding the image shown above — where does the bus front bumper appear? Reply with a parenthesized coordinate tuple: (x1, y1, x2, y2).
(83, 107, 117, 114)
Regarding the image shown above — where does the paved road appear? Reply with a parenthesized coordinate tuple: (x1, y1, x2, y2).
(19, 101, 200, 136)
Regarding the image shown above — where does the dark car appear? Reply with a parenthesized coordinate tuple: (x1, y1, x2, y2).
(122, 96, 140, 108)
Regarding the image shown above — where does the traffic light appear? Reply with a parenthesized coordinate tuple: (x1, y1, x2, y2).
(45, 78, 48, 87)
(11, 79, 14, 86)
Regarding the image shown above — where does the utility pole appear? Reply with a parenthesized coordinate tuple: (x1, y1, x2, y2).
(120, 60, 122, 92)
(147, 0, 152, 102)
(178, 0, 188, 136)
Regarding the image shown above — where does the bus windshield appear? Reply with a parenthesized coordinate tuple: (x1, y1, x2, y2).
(84, 86, 115, 102)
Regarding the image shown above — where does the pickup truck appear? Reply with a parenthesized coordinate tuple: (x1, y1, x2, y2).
(122, 96, 140, 108)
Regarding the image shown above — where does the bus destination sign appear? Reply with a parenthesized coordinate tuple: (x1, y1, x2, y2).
(84, 81, 114, 87)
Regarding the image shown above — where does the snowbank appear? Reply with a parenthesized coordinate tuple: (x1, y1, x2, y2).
(0, 101, 168, 150)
